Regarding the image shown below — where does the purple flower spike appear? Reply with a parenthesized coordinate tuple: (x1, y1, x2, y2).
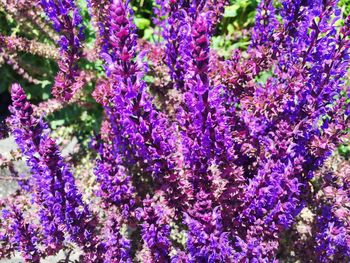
(136, 194, 173, 262)
(40, 0, 85, 101)
(1, 205, 40, 263)
(95, 0, 187, 213)
(94, 140, 135, 216)
(39, 137, 97, 248)
(251, 0, 278, 48)
(9, 84, 99, 259)
(185, 204, 234, 262)
(103, 210, 132, 263)
(164, 1, 191, 91)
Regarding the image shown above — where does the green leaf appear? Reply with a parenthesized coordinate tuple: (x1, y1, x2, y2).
(40, 80, 51, 88)
(134, 17, 150, 30)
(50, 119, 65, 129)
(143, 28, 154, 40)
(224, 5, 239, 18)
(227, 24, 235, 34)
(42, 92, 50, 100)
(255, 70, 273, 84)
(144, 75, 155, 83)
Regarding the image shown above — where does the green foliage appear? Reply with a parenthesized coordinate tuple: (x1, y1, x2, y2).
(0, 5, 57, 101)
(134, 17, 151, 30)
(255, 70, 273, 85)
(339, 143, 350, 159)
(212, 0, 257, 57)
(339, 0, 350, 16)
(47, 101, 102, 142)
(131, 0, 154, 38)
(224, 0, 258, 28)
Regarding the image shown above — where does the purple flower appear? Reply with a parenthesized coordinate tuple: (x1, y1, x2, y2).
(315, 206, 350, 261)
(1, 205, 40, 262)
(251, 0, 278, 48)
(9, 84, 98, 257)
(103, 210, 132, 263)
(163, 1, 191, 91)
(311, 157, 350, 261)
(94, 140, 135, 217)
(97, 0, 187, 212)
(136, 194, 173, 262)
(40, 0, 85, 101)
(179, 13, 230, 203)
(185, 204, 233, 262)
(39, 137, 97, 247)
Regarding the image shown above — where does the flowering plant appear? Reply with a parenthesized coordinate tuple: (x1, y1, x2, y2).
(1, 0, 350, 262)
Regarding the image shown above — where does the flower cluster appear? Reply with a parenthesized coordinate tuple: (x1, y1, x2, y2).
(40, 0, 86, 101)
(94, 0, 186, 213)
(8, 83, 99, 259)
(0, 51, 40, 84)
(136, 194, 173, 262)
(1, 0, 350, 262)
(0, 36, 59, 59)
(1, 205, 40, 263)
(314, 156, 350, 261)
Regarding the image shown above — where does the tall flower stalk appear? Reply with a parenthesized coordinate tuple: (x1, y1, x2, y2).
(9, 84, 99, 258)
(40, 0, 85, 101)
